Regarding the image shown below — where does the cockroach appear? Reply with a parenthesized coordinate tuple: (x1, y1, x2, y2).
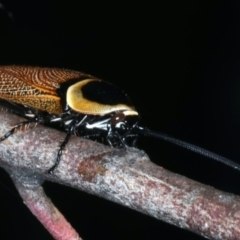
(0, 65, 239, 173)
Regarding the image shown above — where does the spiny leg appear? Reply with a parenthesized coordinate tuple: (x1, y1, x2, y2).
(0, 119, 41, 142)
(48, 125, 74, 174)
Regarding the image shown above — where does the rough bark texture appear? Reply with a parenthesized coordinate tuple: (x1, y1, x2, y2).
(0, 111, 240, 239)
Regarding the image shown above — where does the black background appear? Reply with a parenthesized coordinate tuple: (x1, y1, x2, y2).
(0, 1, 240, 239)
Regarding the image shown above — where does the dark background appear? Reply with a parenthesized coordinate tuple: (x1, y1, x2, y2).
(0, 1, 240, 239)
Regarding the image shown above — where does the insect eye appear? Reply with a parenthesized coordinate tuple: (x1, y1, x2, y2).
(110, 112, 126, 126)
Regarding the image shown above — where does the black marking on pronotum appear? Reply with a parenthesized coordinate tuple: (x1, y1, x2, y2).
(81, 80, 131, 105)
(0, 66, 240, 174)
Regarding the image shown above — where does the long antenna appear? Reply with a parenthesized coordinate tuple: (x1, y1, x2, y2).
(136, 126, 240, 171)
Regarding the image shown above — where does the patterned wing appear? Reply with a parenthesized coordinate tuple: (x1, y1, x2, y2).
(0, 66, 93, 114)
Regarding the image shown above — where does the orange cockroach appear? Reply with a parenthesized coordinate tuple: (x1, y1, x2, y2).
(0, 66, 239, 173)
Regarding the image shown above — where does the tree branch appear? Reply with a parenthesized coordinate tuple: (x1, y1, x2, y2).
(0, 110, 240, 239)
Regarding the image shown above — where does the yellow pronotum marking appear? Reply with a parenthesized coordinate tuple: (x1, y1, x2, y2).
(67, 79, 138, 115)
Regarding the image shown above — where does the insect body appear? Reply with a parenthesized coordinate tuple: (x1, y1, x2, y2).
(0, 66, 140, 172)
(0, 66, 240, 173)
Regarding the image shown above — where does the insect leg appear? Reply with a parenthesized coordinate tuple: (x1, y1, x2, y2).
(0, 119, 42, 142)
(48, 125, 74, 174)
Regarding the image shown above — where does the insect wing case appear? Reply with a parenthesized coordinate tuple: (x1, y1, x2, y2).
(0, 66, 94, 115)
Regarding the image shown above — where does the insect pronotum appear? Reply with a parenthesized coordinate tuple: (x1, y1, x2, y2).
(0, 65, 239, 173)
